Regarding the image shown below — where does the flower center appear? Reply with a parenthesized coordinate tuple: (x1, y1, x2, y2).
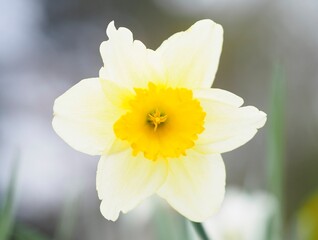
(113, 82, 205, 160)
(147, 108, 168, 131)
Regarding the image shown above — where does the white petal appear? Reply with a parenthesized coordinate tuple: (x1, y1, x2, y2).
(97, 151, 167, 221)
(194, 88, 244, 107)
(99, 21, 163, 89)
(194, 89, 267, 153)
(52, 78, 119, 155)
(157, 151, 225, 222)
(156, 19, 223, 88)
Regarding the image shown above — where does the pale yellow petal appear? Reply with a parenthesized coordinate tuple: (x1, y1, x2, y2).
(96, 151, 167, 221)
(99, 78, 134, 111)
(99, 21, 163, 89)
(156, 19, 223, 88)
(157, 151, 225, 222)
(52, 78, 119, 155)
(194, 89, 266, 153)
(194, 88, 244, 107)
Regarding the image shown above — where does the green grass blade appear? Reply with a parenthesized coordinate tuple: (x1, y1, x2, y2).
(190, 221, 210, 240)
(267, 63, 286, 240)
(0, 153, 20, 240)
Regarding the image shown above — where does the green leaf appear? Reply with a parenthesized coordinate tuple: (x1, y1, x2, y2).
(0, 153, 20, 240)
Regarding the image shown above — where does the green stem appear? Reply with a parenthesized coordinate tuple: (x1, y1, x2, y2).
(191, 221, 210, 240)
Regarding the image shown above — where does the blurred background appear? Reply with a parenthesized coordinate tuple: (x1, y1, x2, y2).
(0, 0, 318, 239)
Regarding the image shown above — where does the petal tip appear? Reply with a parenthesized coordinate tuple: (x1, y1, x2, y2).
(193, 19, 224, 33)
(106, 20, 116, 37)
(258, 110, 267, 128)
(100, 201, 120, 222)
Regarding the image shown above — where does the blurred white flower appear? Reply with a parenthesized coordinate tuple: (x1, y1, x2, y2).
(198, 188, 277, 240)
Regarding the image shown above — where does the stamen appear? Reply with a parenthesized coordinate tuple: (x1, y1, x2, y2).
(148, 108, 168, 131)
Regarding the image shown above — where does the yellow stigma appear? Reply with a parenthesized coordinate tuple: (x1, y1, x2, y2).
(113, 82, 205, 160)
(148, 108, 168, 131)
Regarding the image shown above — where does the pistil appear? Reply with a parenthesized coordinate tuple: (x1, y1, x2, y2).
(148, 108, 168, 131)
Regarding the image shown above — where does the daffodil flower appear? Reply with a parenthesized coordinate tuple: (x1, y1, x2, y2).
(52, 19, 266, 222)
